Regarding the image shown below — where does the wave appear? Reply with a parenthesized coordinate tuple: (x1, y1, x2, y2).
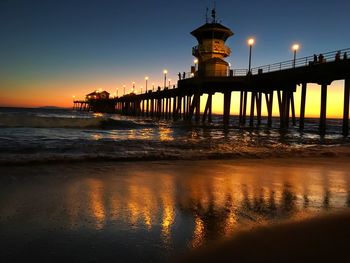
(1, 143, 350, 165)
(0, 115, 150, 129)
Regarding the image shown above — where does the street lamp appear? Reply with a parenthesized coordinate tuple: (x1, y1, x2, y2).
(194, 58, 198, 71)
(123, 85, 126, 95)
(292, 43, 300, 68)
(132, 82, 135, 93)
(163, 69, 168, 89)
(247, 38, 255, 73)
(145, 76, 149, 93)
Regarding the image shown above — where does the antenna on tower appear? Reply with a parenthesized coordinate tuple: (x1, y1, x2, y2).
(211, 1, 217, 23)
(205, 7, 209, 23)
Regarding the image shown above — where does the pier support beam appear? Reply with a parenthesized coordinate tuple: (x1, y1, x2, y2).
(241, 91, 248, 125)
(172, 97, 177, 119)
(203, 93, 213, 123)
(165, 98, 169, 119)
(195, 95, 200, 122)
(183, 96, 186, 120)
(291, 92, 296, 126)
(257, 92, 262, 125)
(265, 91, 273, 127)
(239, 91, 244, 124)
(299, 83, 307, 129)
(343, 79, 350, 136)
(250, 92, 256, 127)
(320, 83, 328, 134)
(188, 93, 200, 121)
(146, 99, 149, 117)
(223, 91, 231, 126)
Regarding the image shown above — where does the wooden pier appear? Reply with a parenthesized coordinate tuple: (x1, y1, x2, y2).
(74, 15, 350, 136)
(114, 49, 350, 135)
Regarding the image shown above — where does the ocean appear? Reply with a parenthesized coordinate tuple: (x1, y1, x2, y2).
(1, 107, 350, 262)
(0, 107, 349, 164)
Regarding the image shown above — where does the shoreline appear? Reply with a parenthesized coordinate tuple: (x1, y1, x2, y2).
(1, 144, 350, 166)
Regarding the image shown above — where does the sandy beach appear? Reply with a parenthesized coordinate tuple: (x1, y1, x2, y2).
(1, 157, 350, 262)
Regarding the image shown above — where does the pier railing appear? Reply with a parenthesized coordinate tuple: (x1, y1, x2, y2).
(182, 68, 248, 79)
(182, 48, 350, 79)
(250, 48, 350, 75)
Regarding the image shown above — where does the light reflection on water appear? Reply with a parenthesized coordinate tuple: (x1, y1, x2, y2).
(1, 159, 350, 262)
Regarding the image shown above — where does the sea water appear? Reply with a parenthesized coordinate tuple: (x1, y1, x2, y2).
(1, 107, 350, 262)
(0, 107, 349, 164)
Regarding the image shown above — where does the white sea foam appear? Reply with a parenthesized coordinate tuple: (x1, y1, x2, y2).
(0, 114, 143, 129)
(0, 108, 349, 165)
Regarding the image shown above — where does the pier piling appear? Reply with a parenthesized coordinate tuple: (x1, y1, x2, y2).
(320, 84, 328, 134)
(343, 79, 350, 136)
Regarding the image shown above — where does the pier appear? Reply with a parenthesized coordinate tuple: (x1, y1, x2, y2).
(75, 15, 350, 136)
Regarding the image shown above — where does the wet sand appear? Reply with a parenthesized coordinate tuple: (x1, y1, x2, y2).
(1, 157, 350, 262)
(181, 210, 350, 262)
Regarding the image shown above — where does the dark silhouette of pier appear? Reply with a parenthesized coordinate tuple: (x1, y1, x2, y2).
(74, 13, 350, 135)
(114, 48, 350, 135)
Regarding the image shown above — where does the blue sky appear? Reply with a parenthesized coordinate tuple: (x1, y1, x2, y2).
(0, 0, 349, 106)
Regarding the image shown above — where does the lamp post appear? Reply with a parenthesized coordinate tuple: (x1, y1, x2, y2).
(145, 76, 148, 93)
(247, 38, 255, 73)
(132, 82, 135, 93)
(292, 44, 300, 68)
(163, 69, 168, 89)
(194, 59, 198, 71)
(152, 83, 155, 91)
(123, 85, 126, 95)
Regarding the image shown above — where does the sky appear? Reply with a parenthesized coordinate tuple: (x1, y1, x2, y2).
(0, 0, 349, 117)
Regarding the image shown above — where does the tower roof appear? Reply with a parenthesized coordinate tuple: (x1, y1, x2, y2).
(191, 22, 234, 42)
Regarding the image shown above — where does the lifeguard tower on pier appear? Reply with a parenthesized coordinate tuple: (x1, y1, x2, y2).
(191, 8, 233, 77)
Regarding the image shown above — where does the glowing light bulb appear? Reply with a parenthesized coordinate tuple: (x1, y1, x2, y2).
(248, 38, 255, 46)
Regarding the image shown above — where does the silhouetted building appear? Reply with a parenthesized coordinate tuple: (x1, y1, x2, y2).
(86, 90, 110, 100)
(191, 10, 233, 77)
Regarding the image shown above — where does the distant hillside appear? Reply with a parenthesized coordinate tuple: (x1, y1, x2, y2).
(37, 106, 67, 110)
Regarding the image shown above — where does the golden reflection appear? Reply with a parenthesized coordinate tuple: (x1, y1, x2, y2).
(139, 128, 153, 140)
(224, 209, 237, 237)
(58, 160, 350, 248)
(161, 175, 175, 243)
(91, 134, 102, 140)
(159, 126, 174, 141)
(127, 129, 137, 139)
(191, 216, 204, 248)
(126, 181, 158, 230)
(87, 179, 106, 230)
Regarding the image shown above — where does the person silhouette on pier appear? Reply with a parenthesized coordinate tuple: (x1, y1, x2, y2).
(318, 54, 324, 63)
(313, 54, 318, 63)
(178, 72, 181, 80)
(335, 51, 341, 61)
(344, 52, 348, 60)
(183, 72, 186, 79)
